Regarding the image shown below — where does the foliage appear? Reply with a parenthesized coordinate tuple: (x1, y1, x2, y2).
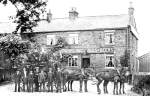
(0, 0, 47, 34)
(0, 34, 30, 69)
(120, 50, 130, 67)
(24, 36, 71, 69)
(132, 75, 150, 95)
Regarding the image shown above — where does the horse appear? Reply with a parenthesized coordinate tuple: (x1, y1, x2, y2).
(61, 67, 93, 92)
(118, 68, 131, 94)
(95, 67, 130, 95)
(94, 68, 119, 94)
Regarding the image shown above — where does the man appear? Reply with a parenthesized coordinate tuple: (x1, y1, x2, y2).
(28, 70, 34, 92)
(22, 67, 28, 92)
(14, 70, 22, 92)
(34, 67, 39, 92)
(38, 70, 46, 92)
(47, 68, 54, 92)
(56, 67, 62, 93)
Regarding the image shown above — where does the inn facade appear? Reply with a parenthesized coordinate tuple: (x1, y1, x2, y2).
(0, 5, 139, 74)
(22, 5, 138, 73)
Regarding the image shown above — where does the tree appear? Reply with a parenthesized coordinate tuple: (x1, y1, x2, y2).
(0, 0, 47, 34)
(0, 34, 30, 69)
(120, 50, 130, 67)
(25, 36, 71, 70)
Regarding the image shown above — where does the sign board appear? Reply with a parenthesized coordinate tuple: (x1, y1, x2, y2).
(61, 48, 114, 54)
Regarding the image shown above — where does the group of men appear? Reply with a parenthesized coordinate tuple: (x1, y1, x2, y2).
(14, 66, 62, 93)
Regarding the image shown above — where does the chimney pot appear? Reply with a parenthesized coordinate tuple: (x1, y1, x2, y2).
(128, 2, 134, 16)
(47, 9, 52, 23)
(69, 7, 78, 20)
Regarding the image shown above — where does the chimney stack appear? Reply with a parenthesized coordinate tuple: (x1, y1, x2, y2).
(69, 7, 78, 20)
(47, 9, 52, 23)
(128, 2, 134, 16)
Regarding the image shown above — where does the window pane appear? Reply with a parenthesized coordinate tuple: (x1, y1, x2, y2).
(68, 55, 78, 66)
(47, 35, 55, 45)
(105, 33, 114, 45)
(106, 55, 114, 67)
(69, 34, 78, 44)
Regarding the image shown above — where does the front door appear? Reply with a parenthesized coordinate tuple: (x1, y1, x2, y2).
(82, 58, 90, 68)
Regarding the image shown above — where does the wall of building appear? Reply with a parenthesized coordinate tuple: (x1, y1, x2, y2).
(138, 53, 150, 72)
(129, 30, 138, 73)
(23, 28, 135, 70)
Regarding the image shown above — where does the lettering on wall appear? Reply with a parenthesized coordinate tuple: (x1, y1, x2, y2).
(61, 48, 114, 53)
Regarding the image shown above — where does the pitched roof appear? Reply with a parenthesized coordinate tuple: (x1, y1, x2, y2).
(33, 14, 129, 32)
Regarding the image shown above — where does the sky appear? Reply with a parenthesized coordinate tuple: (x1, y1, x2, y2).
(0, 0, 150, 56)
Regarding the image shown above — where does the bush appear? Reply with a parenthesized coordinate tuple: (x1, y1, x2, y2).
(132, 75, 150, 95)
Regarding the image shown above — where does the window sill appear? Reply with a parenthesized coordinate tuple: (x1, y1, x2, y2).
(105, 67, 115, 69)
(105, 43, 115, 46)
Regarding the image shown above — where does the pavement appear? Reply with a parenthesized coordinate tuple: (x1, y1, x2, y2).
(0, 80, 141, 96)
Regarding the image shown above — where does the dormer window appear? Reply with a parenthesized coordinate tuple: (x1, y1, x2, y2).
(68, 34, 78, 44)
(47, 35, 56, 45)
(104, 30, 115, 45)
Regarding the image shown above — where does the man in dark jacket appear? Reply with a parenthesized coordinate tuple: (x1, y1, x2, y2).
(47, 68, 54, 92)
(14, 70, 22, 92)
(56, 67, 62, 93)
(28, 70, 34, 92)
(34, 67, 39, 92)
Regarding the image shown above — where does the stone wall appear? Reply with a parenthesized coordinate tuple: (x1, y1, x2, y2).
(23, 28, 137, 70)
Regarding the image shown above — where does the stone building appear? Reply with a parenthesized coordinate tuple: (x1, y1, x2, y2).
(138, 52, 150, 72)
(21, 5, 138, 73)
(0, 5, 138, 74)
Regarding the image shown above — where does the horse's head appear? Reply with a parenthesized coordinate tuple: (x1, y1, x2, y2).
(119, 68, 131, 82)
(84, 68, 95, 77)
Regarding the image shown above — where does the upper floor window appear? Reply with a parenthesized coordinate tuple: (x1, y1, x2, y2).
(105, 54, 114, 68)
(104, 30, 114, 45)
(68, 55, 78, 67)
(68, 34, 78, 44)
(47, 35, 56, 45)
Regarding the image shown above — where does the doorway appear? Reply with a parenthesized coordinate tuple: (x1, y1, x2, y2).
(82, 58, 90, 68)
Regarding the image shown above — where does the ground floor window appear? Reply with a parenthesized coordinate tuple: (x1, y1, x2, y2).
(105, 54, 114, 68)
(68, 55, 78, 66)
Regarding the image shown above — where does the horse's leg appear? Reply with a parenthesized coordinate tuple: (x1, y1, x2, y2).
(103, 80, 106, 93)
(68, 81, 70, 91)
(62, 79, 66, 92)
(116, 82, 119, 95)
(70, 80, 73, 91)
(103, 80, 109, 94)
(105, 81, 109, 93)
(122, 82, 125, 94)
(96, 77, 102, 94)
(84, 80, 88, 92)
(79, 79, 83, 92)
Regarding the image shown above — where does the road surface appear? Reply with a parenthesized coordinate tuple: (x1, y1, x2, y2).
(0, 81, 140, 96)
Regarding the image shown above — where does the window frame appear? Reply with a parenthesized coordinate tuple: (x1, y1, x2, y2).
(68, 55, 78, 67)
(105, 54, 115, 68)
(104, 30, 115, 45)
(68, 34, 79, 45)
(47, 35, 56, 45)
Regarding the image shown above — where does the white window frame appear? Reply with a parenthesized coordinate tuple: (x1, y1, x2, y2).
(105, 54, 115, 68)
(104, 30, 115, 45)
(68, 34, 79, 45)
(68, 55, 78, 67)
(47, 35, 56, 45)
